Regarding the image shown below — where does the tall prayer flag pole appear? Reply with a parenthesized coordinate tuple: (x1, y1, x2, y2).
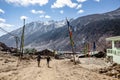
(66, 18, 76, 64)
(20, 19, 25, 58)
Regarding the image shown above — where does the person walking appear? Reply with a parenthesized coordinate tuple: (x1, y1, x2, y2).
(37, 54, 41, 67)
(46, 56, 51, 68)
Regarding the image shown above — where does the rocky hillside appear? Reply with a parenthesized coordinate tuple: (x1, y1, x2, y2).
(0, 7, 120, 51)
(0, 20, 67, 47)
(0, 42, 17, 53)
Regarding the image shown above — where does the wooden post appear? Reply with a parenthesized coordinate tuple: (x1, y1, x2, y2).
(15, 36, 19, 54)
(66, 18, 76, 64)
(20, 19, 25, 59)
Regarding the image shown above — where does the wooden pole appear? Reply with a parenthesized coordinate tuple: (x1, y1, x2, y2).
(16, 36, 20, 67)
(66, 18, 76, 64)
(20, 19, 25, 59)
(15, 37, 19, 54)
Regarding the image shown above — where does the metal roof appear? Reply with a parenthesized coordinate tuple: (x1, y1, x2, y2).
(106, 36, 120, 41)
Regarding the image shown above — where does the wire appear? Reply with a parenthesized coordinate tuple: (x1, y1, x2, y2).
(0, 27, 16, 37)
(0, 27, 20, 41)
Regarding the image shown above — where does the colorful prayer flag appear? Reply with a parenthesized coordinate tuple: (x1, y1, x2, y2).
(93, 42, 96, 50)
(66, 19, 74, 47)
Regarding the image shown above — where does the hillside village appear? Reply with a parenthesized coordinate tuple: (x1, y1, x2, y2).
(0, 1, 120, 80)
(0, 39, 120, 80)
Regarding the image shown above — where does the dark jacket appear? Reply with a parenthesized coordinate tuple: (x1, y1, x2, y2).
(47, 56, 51, 62)
(37, 54, 41, 61)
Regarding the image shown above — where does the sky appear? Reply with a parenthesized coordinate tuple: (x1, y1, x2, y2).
(0, 0, 120, 36)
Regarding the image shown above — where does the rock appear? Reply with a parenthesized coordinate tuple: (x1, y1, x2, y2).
(99, 69, 108, 73)
(112, 63, 118, 67)
(0, 42, 11, 52)
(117, 74, 120, 79)
(99, 63, 120, 79)
(4, 59, 9, 63)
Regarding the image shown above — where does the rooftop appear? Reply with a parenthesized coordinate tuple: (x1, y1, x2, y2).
(106, 36, 120, 41)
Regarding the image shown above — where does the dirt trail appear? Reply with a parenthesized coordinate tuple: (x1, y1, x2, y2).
(0, 55, 119, 80)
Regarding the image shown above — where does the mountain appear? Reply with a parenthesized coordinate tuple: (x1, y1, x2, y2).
(0, 7, 120, 51)
(0, 20, 67, 47)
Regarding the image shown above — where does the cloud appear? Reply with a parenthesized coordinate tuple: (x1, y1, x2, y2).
(0, 18, 15, 36)
(31, 9, 45, 14)
(5, 0, 49, 6)
(60, 10, 64, 14)
(77, 9, 84, 14)
(0, 23, 15, 36)
(76, 4, 82, 9)
(0, 23, 14, 27)
(0, 9, 5, 14)
(20, 16, 28, 20)
(39, 15, 44, 18)
(44, 15, 51, 19)
(0, 18, 14, 27)
(39, 15, 51, 19)
(51, 0, 77, 8)
(77, 0, 87, 3)
(94, 0, 100, 2)
(0, 18, 6, 23)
